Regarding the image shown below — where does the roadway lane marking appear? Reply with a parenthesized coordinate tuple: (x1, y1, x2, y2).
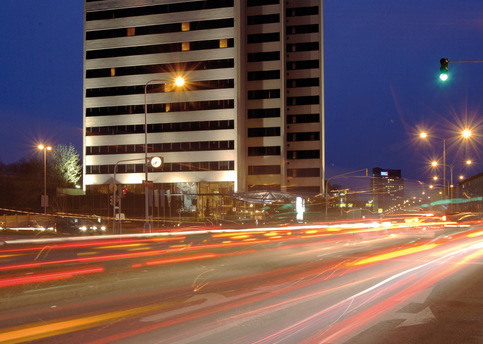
(390, 306, 437, 327)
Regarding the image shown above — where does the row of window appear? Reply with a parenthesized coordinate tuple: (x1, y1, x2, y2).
(286, 42, 319, 52)
(86, 18, 234, 40)
(87, 120, 234, 136)
(86, 99, 234, 117)
(86, 38, 234, 60)
(86, 160, 235, 175)
(247, 0, 278, 6)
(286, 6, 319, 17)
(86, 140, 234, 155)
(247, 70, 280, 81)
(248, 89, 280, 100)
(86, 0, 234, 21)
(287, 78, 319, 88)
(248, 165, 281, 175)
(248, 51, 280, 63)
(247, 13, 279, 25)
(287, 132, 320, 141)
(86, 79, 234, 98)
(287, 150, 320, 159)
(286, 24, 319, 35)
(287, 168, 320, 177)
(86, 59, 234, 79)
(287, 114, 320, 123)
(248, 108, 280, 118)
(248, 148, 320, 159)
(287, 96, 320, 106)
(247, 32, 280, 44)
(248, 146, 280, 156)
(248, 127, 280, 137)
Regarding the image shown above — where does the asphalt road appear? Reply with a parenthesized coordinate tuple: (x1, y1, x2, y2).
(1, 222, 482, 343)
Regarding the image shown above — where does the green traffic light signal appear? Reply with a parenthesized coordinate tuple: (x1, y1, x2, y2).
(440, 58, 449, 81)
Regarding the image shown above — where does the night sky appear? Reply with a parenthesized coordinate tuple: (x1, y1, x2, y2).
(1, 1, 482, 192)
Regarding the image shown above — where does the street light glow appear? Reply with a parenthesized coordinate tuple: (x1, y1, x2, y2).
(175, 76, 185, 87)
(462, 129, 472, 138)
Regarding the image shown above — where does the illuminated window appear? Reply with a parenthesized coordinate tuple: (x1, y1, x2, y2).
(182, 22, 190, 31)
(182, 42, 190, 51)
(220, 39, 228, 48)
(110, 68, 115, 76)
(127, 27, 135, 36)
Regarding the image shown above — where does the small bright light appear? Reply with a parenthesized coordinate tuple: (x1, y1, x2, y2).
(440, 74, 448, 81)
(175, 76, 185, 87)
(38, 144, 52, 151)
(462, 129, 472, 138)
(420, 132, 428, 139)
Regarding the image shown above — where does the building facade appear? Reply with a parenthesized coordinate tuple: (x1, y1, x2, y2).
(456, 172, 483, 212)
(370, 167, 404, 212)
(83, 0, 325, 212)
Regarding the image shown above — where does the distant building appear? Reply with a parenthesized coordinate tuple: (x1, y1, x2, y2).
(370, 167, 404, 212)
(456, 172, 483, 212)
(82, 1, 326, 215)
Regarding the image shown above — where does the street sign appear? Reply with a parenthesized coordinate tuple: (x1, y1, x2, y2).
(143, 180, 153, 188)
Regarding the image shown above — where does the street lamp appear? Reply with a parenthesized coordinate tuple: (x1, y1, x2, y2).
(38, 144, 52, 214)
(431, 159, 473, 205)
(144, 76, 185, 231)
(419, 129, 472, 198)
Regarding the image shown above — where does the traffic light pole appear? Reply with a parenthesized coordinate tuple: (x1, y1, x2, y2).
(440, 58, 483, 80)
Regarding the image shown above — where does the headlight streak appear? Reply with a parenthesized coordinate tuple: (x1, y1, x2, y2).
(256, 239, 483, 344)
(3, 221, 481, 343)
(0, 267, 104, 288)
(3, 232, 479, 344)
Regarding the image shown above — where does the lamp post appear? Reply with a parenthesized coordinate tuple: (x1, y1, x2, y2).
(144, 76, 185, 231)
(431, 159, 472, 211)
(420, 129, 471, 199)
(38, 144, 52, 214)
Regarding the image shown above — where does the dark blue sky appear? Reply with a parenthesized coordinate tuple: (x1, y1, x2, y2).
(1, 1, 482, 189)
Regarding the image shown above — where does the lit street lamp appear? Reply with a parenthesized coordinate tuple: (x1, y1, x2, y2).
(419, 129, 472, 199)
(38, 144, 52, 214)
(144, 76, 185, 231)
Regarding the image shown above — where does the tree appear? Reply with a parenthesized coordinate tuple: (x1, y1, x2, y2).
(50, 144, 82, 188)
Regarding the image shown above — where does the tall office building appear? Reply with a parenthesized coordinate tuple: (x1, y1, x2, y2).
(370, 167, 404, 212)
(83, 0, 325, 207)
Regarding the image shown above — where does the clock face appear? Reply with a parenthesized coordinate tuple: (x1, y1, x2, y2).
(151, 156, 162, 168)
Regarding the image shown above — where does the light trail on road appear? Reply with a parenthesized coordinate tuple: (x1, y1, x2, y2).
(1, 218, 483, 343)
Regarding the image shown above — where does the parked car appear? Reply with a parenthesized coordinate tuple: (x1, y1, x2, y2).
(55, 217, 106, 236)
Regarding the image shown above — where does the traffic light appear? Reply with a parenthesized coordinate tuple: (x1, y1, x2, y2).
(440, 58, 449, 81)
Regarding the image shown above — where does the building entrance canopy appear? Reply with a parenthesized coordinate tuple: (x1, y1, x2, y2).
(231, 190, 299, 204)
